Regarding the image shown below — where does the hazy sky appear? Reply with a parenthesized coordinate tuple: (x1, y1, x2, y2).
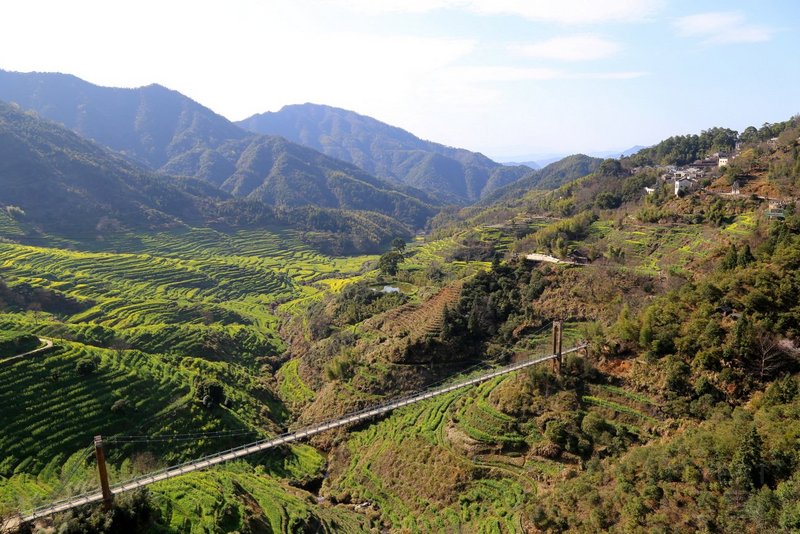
(2, 0, 798, 160)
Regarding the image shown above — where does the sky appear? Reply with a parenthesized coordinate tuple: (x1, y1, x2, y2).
(1, 0, 798, 161)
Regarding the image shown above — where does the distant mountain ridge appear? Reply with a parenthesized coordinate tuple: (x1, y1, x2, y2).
(0, 100, 231, 233)
(237, 103, 531, 203)
(479, 154, 603, 207)
(0, 70, 436, 228)
(0, 70, 248, 169)
(504, 146, 645, 168)
(0, 100, 416, 253)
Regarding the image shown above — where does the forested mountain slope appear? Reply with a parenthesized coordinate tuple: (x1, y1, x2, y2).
(479, 153, 603, 207)
(0, 101, 413, 253)
(0, 100, 228, 233)
(237, 103, 531, 203)
(0, 70, 438, 226)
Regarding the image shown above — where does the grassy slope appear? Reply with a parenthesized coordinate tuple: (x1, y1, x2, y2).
(0, 226, 374, 526)
(0, 227, 371, 364)
(325, 369, 665, 532)
(2, 132, 797, 531)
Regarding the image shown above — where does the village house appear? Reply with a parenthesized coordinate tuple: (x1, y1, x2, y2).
(767, 199, 786, 220)
(718, 156, 730, 168)
(675, 177, 699, 196)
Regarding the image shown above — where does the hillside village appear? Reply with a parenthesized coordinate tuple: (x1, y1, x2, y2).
(640, 136, 796, 215)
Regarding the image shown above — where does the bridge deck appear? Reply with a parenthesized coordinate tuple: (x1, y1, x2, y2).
(20, 345, 584, 522)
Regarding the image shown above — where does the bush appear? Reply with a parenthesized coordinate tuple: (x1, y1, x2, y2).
(51, 488, 159, 533)
(75, 356, 100, 376)
(196, 379, 225, 408)
(111, 398, 130, 414)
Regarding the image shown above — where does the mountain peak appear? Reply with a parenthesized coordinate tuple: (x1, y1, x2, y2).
(237, 104, 529, 203)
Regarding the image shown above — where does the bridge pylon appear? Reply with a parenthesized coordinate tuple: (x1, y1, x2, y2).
(94, 435, 113, 510)
(552, 321, 563, 375)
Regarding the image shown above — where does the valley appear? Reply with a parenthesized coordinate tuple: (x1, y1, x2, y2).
(0, 67, 799, 533)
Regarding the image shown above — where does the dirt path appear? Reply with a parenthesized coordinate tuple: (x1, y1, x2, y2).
(525, 253, 577, 265)
(0, 337, 54, 365)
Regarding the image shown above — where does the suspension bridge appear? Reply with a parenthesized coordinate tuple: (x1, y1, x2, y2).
(6, 322, 584, 529)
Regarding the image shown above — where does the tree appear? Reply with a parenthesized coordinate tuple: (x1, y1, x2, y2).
(730, 314, 756, 365)
(740, 126, 759, 144)
(753, 331, 791, 381)
(737, 243, 755, 267)
(378, 251, 403, 276)
(612, 304, 639, 343)
(75, 356, 100, 376)
(745, 487, 781, 532)
(721, 244, 738, 270)
(730, 426, 765, 490)
(390, 237, 406, 253)
(595, 191, 621, 210)
(196, 379, 225, 408)
(598, 159, 625, 177)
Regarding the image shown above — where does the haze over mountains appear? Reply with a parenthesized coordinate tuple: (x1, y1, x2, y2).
(237, 103, 532, 203)
(0, 70, 434, 224)
(506, 145, 646, 168)
(0, 68, 602, 248)
(0, 100, 231, 233)
(0, 70, 539, 211)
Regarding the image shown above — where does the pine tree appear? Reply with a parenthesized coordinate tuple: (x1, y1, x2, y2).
(722, 244, 738, 270)
(737, 243, 755, 267)
(730, 426, 765, 490)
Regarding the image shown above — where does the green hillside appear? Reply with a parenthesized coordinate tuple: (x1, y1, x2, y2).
(2, 95, 800, 534)
(0, 71, 440, 227)
(237, 103, 531, 203)
(0, 101, 423, 254)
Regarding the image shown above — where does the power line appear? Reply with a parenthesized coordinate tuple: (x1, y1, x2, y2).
(106, 430, 261, 444)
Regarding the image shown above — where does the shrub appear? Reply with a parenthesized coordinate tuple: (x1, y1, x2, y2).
(75, 356, 100, 376)
(111, 398, 130, 414)
(196, 379, 225, 408)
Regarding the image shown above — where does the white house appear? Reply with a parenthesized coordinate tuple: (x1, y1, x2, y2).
(718, 156, 730, 168)
(675, 177, 698, 196)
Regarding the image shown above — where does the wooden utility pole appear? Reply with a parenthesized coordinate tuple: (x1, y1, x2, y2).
(552, 321, 563, 375)
(94, 435, 113, 510)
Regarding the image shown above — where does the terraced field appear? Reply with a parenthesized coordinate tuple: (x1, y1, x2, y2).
(403, 237, 458, 268)
(0, 342, 192, 513)
(362, 282, 462, 339)
(0, 225, 390, 522)
(325, 373, 542, 532)
(0, 337, 322, 515)
(590, 220, 720, 276)
(0, 210, 25, 237)
(277, 359, 316, 410)
(0, 344, 187, 476)
(583, 383, 662, 438)
(150, 467, 368, 532)
(325, 362, 666, 532)
(0, 227, 374, 366)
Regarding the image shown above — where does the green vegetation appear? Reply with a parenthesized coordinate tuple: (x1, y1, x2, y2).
(0, 330, 39, 358)
(2, 85, 800, 533)
(0, 73, 439, 236)
(628, 126, 738, 166)
(236, 102, 530, 203)
(533, 382, 800, 532)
